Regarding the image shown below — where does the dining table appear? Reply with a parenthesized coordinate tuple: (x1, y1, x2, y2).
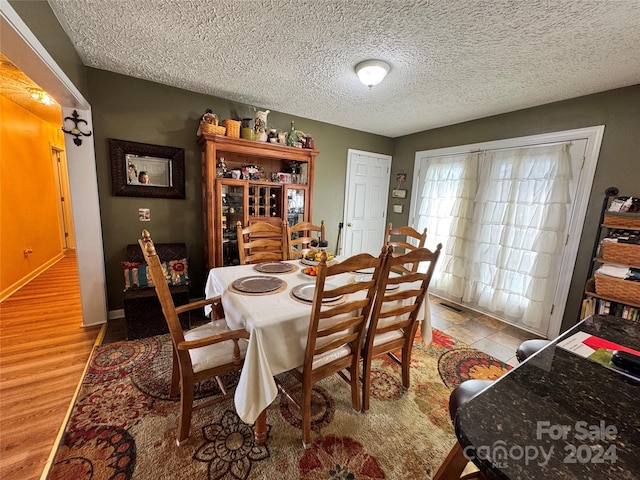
(204, 258, 432, 445)
(455, 314, 640, 479)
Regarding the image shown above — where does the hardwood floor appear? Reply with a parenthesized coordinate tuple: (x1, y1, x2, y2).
(0, 251, 102, 480)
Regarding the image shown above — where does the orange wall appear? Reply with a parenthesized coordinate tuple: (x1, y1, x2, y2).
(1, 96, 65, 295)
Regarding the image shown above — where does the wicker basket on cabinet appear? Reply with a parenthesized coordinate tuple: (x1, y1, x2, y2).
(601, 242, 640, 265)
(200, 122, 226, 135)
(604, 213, 640, 229)
(594, 273, 640, 304)
(221, 119, 241, 138)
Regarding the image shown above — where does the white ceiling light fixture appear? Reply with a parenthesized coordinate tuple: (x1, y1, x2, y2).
(355, 60, 390, 88)
(28, 87, 55, 105)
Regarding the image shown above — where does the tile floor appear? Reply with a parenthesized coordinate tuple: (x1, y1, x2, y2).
(105, 296, 543, 367)
(429, 296, 544, 367)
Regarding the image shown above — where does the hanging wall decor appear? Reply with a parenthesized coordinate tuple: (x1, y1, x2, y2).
(61, 110, 92, 146)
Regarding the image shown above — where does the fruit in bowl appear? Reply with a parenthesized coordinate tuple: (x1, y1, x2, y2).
(303, 266, 318, 276)
(304, 250, 335, 262)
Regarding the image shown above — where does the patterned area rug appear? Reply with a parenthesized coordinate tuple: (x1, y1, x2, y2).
(46, 329, 510, 479)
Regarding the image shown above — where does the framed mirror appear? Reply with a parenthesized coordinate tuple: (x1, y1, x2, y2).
(109, 138, 185, 199)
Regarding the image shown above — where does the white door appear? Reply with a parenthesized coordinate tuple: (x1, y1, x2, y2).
(52, 147, 75, 249)
(342, 149, 392, 257)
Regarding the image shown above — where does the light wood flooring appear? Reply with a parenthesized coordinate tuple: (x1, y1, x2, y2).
(0, 251, 102, 480)
(0, 252, 539, 480)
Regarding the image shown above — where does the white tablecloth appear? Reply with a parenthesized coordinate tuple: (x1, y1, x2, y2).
(204, 260, 432, 424)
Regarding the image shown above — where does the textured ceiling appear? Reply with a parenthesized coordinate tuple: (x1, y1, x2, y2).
(47, 0, 640, 137)
(0, 53, 61, 125)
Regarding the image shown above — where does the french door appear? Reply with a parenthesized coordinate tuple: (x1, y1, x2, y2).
(409, 127, 604, 338)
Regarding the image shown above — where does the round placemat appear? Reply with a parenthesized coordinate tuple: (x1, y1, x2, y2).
(229, 279, 288, 296)
(289, 289, 348, 306)
(252, 262, 298, 274)
(348, 274, 400, 290)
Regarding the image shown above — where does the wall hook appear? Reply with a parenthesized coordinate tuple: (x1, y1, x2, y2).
(61, 109, 92, 146)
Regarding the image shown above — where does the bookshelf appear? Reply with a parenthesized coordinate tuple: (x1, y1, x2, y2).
(582, 188, 640, 322)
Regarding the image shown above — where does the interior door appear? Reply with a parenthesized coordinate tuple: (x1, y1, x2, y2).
(51, 146, 75, 249)
(342, 149, 392, 257)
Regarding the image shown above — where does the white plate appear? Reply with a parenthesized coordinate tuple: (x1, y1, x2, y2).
(354, 274, 400, 290)
(354, 267, 375, 274)
(300, 258, 337, 266)
(253, 262, 295, 274)
(231, 275, 283, 293)
(292, 282, 343, 303)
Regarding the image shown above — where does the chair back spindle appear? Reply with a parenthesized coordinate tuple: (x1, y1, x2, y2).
(385, 223, 427, 273)
(286, 220, 326, 259)
(236, 220, 288, 264)
(362, 243, 442, 411)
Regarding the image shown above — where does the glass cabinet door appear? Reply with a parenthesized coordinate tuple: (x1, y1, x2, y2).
(221, 182, 245, 266)
(286, 187, 306, 228)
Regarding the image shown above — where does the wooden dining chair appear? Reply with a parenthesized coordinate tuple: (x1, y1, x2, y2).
(276, 247, 388, 447)
(286, 220, 326, 259)
(139, 229, 250, 445)
(361, 243, 442, 411)
(385, 223, 428, 273)
(236, 220, 288, 264)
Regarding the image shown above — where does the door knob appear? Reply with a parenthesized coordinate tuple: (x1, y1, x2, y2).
(347, 223, 352, 227)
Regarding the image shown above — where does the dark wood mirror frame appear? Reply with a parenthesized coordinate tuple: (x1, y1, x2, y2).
(109, 138, 185, 199)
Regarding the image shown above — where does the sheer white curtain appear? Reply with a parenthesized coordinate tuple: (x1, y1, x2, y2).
(415, 153, 479, 298)
(462, 144, 571, 331)
(417, 144, 572, 333)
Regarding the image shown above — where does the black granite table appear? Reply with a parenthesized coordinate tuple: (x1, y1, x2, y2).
(455, 315, 640, 480)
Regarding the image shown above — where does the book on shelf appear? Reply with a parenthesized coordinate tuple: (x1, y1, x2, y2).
(581, 297, 639, 321)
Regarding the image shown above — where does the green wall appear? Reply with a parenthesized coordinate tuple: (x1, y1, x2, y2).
(86, 68, 392, 310)
(12, 1, 640, 333)
(391, 85, 640, 332)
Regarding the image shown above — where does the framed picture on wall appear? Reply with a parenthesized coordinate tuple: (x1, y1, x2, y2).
(109, 138, 185, 199)
(391, 189, 407, 199)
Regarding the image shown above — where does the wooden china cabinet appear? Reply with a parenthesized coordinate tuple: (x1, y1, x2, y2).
(198, 133, 318, 268)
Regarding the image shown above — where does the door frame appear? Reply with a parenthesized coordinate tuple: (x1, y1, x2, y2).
(1, 2, 108, 326)
(341, 149, 392, 257)
(409, 125, 605, 338)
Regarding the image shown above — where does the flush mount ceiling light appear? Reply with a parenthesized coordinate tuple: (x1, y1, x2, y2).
(355, 60, 390, 88)
(28, 87, 55, 105)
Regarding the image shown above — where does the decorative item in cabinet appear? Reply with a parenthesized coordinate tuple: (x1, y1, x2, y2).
(219, 181, 246, 266)
(198, 132, 317, 269)
(286, 187, 306, 227)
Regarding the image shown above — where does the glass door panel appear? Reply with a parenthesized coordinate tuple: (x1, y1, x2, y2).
(221, 183, 245, 266)
(286, 187, 306, 227)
